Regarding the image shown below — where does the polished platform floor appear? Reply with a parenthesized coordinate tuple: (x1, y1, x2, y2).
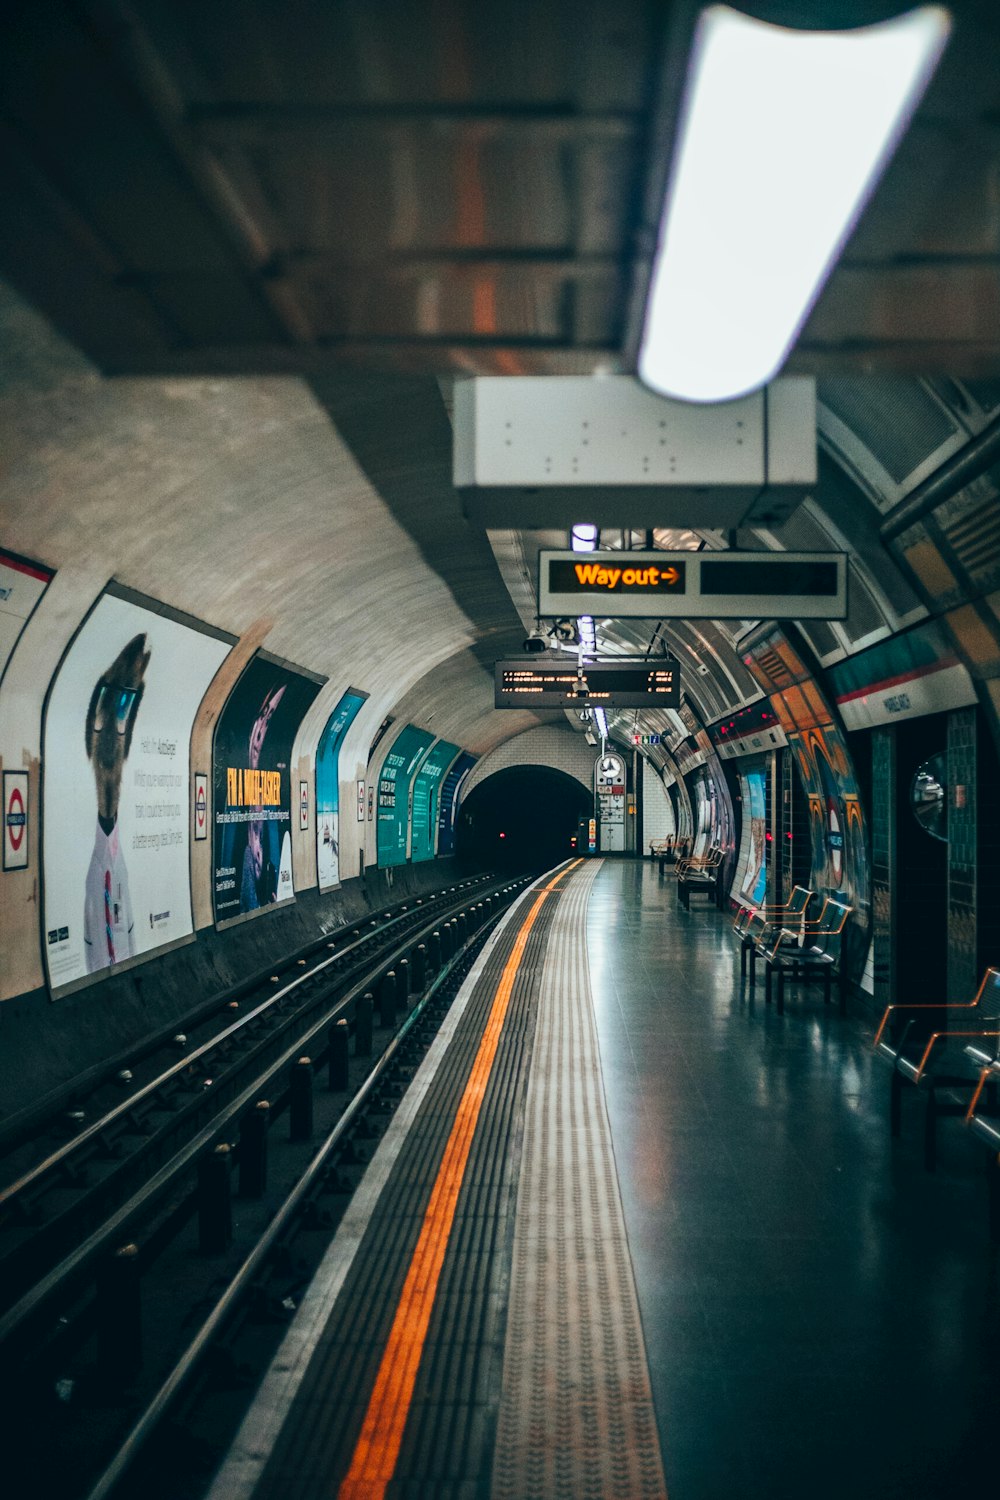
(208, 859, 997, 1499)
(594, 861, 998, 1499)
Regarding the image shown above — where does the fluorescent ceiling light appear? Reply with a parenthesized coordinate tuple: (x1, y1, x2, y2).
(639, 4, 951, 403)
(593, 706, 609, 740)
(571, 525, 598, 651)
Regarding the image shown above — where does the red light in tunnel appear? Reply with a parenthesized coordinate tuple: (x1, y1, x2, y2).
(499, 832, 506, 839)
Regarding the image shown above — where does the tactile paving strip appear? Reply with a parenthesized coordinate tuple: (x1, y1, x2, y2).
(491, 862, 668, 1500)
(206, 872, 562, 1500)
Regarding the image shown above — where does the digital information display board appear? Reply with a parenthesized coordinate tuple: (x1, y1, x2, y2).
(538, 550, 847, 619)
(495, 659, 679, 709)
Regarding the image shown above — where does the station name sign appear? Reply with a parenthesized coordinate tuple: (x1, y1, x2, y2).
(495, 659, 680, 710)
(539, 550, 847, 620)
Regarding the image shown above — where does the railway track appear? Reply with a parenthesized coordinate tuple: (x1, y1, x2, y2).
(0, 871, 532, 1500)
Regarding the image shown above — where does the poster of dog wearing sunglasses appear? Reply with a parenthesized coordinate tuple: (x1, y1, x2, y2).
(82, 633, 150, 971)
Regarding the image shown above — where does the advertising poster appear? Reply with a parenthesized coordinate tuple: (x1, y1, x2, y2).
(376, 725, 434, 867)
(410, 740, 460, 862)
(742, 623, 869, 976)
(213, 654, 323, 923)
(437, 751, 476, 856)
(42, 588, 232, 990)
(315, 689, 367, 890)
(735, 760, 767, 907)
(1, 548, 54, 688)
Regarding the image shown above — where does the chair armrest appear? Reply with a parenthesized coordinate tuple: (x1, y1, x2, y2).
(913, 1030, 1000, 1084)
(966, 1061, 1000, 1120)
(874, 1000, 984, 1048)
(758, 925, 797, 961)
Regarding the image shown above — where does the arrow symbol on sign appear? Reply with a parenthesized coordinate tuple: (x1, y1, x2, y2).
(663, 566, 680, 585)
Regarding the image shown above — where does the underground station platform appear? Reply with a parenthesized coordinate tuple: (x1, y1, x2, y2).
(185, 858, 999, 1500)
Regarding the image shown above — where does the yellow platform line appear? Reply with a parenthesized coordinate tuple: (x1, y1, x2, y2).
(338, 861, 581, 1499)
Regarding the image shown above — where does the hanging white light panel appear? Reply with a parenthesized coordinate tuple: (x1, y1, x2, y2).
(639, 5, 951, 404)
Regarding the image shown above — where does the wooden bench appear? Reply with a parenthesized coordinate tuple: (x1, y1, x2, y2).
(733, 886, 813, 979)
(676, 846, 724, 910)
(873, 967, 1000, 1171)
(757, 898, 852, 1016)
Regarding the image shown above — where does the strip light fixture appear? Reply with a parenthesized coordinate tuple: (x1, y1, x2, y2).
(571, 523, 598, 654)
(638, 5, 951, 404)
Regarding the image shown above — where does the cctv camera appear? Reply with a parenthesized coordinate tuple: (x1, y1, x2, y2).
(575, 682, 590, 699)
(523, 631, 548, 653)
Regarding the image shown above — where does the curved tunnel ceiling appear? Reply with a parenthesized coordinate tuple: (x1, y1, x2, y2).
(2, 2, 1000, 785)
(4, 275, 1000, 785)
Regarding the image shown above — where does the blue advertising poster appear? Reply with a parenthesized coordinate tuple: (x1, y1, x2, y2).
(376, 725, 434, 867)
(315, 688, 367, 889)
(410, 740, 460, 862)
(438, 751, 476, 855)
(736, 760, 768, 907)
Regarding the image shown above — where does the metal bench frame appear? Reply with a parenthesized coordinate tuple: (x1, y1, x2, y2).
(874, 967, 1000, 1171)
(758, 899, 852, 1016)
(676, 847, 724, 910)
(734, 886, 813, 979)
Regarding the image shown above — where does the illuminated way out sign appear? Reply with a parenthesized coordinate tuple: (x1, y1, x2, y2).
(539, 550, 847, 619)
(495, 659, 679, 709)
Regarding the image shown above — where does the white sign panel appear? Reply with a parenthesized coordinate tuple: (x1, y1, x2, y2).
(43, 590, 230, 991)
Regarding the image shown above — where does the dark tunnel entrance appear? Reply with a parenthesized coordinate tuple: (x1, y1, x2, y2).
(456, 766, 592, 873)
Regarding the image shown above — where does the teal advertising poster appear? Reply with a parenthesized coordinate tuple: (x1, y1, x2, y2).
(376, 725, 434, 867)
(410, 740, 460, 862)
(315, 689, 367, 889)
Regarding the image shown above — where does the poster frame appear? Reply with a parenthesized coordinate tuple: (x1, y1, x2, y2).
(212, 649, 325, 931)
(3, 769, 29, 871)
(194, 772, 208, 841)
(39, 581, 236, 998)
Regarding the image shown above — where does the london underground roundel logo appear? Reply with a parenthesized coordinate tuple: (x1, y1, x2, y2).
(6, 785, 25, 851)
(7, 780, 25, 852)
(195, 783, 207, 833)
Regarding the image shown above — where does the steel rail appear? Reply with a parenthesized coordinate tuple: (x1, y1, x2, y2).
(0, 878, 526, 1361)
(79, 891, 522, 1500)
(0, 878, 492, 1214)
